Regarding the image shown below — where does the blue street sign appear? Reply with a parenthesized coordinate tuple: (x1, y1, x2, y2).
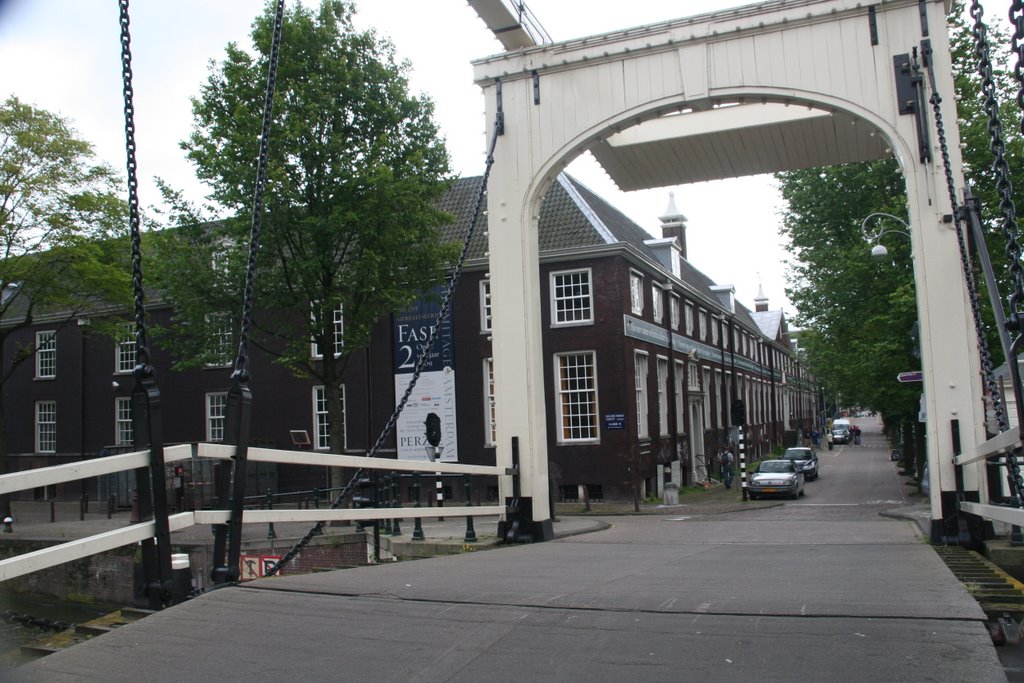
(604, 413, 625, 430)
(897, 371, 923, 383)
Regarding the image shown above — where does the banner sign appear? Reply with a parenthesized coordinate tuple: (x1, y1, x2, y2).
(393, 288, 458, 461)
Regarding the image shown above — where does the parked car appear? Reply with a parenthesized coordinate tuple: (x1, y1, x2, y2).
(748, 459, 805, 500)
(832, 425, 851, 444)
(780, 447, 819, 481)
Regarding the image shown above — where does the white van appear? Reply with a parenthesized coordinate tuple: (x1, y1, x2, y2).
(832, 419, 851, 444)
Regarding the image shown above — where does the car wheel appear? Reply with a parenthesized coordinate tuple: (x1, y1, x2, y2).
(749, 493, 758, 500)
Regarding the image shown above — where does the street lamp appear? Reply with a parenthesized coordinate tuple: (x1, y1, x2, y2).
(860, 212, 911, 260)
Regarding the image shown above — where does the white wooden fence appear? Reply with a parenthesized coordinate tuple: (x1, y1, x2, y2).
(0, 443, 508, 582)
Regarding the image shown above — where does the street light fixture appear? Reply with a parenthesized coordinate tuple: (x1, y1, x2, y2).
(860, 212, 911, 260)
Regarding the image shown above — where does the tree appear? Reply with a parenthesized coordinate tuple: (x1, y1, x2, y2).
(0, 95, 130, 515)
(777, 3, 1024, 452)
(152, 1, 455, 469)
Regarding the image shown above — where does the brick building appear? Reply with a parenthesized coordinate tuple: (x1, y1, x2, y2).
(2, 174, 818, 504)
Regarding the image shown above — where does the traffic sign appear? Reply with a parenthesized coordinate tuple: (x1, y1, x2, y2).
(897, 371, 923, 383)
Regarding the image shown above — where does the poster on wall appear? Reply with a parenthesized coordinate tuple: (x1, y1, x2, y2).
(393, 287, 458, 462)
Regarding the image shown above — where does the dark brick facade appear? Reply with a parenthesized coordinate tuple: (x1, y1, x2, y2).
(0, 175, 819, 506)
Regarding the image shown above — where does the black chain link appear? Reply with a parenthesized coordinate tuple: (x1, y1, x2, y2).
(963, 3, 1024, 504)
(118, 0, 152, 378)
(232, 0, 285, 383)
(1011, 0, 1024, 136)
(266, 114, 503, 576)
(973, 2, 1024, 319)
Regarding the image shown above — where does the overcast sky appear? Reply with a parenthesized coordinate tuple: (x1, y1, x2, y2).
(2, 0, 1002, 318)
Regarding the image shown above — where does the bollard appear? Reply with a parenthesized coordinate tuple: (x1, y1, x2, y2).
(381, 476, 392, 535)
(50, 500, 55, 523)
(412, 473, 424, 541)
(3, 516, 13, 533)
(391, 474, 401, 537)
(464, 475, 477, 543)
(170, 553, 192, 603)
(107, 494, 115, 520)
(79, 495, 85, 521)
(264, 489, 276, 540)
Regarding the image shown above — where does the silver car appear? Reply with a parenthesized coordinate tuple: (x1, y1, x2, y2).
(780, 447, 819, 481)
(748, 459, 805, 500)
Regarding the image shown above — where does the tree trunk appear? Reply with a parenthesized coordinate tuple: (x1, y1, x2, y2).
(0, 399, 9, 518)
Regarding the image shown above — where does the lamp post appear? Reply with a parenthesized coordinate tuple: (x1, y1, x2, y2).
(860, 212, 911, 260)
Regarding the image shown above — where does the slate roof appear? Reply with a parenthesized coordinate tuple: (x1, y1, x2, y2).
(749, 309, 785, 341)
(437, 172, 783, 339)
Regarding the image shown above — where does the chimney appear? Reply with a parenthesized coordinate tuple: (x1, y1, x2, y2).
(659, 192, 688, 261)
(754, 282, 769, 312)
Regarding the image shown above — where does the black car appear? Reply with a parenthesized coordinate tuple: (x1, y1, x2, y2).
(780, 447, 819, 481)
(832, 426, 850, 444)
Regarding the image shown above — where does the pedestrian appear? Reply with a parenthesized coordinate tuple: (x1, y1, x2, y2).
(719, 448, 734, 489)
(826, 431, 833, 451)
(853, 425, 861, 446)
(811, 429, 820, 448)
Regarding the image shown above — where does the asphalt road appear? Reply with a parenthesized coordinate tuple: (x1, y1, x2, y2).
(10, 418, 1008, 682)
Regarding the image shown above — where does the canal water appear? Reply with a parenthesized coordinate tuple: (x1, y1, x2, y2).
(0, 592, 122, 671)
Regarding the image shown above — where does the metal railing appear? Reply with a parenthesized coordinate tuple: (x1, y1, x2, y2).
(0, 443, 509, 583)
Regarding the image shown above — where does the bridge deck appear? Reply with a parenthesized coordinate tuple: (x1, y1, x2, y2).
(9, 512, 1004, 682)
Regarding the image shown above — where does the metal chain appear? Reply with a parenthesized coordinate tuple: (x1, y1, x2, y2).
(964, 3, 1024, 504)
(232, 0, 286, 383)
(923, 34, 1010, 435)
(973, 1, 1024, 319)
(266, 114, 503, 576)
(118, 0, 152, 378)
(1010, 0, 1024, 136)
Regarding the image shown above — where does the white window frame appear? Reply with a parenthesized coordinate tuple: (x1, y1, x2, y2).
(674, 360, 686, 435)
(311, 303, 344, 359)
(702, 367, 712, 428)
(554, 351, 599, 443)
(480, 279, 492, 333)
(313, 385, 347, 451)
(630, 271, 644, 315)
(115, 396, 133, 446)
(207, 392, 227, 442)
(669, 295, 680, 330)
(712, 318, 720, 345)
(36, 400, 56, 453)
(483, 357, 496, 446)
(205, 312, 233, 367)
(684, 303, 694, 335)
(550, 268, 594, 327)
(634, 351, 649, 439)
(36, 330, 56, 379)
(657, 356, 669, 437)
(652, 284, 663, 324)
(688, 362, 700, 391)
(115, 322, 136, 374)
(698, 310, 707, 341)
(714, 369, 723, 429)
(722, 322, 729, 350)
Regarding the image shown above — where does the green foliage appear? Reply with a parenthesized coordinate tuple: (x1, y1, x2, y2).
(0, 95, 132, 362)
(0, 95, 132, 513)
(151, 0, 457, 455)
(776, 4, 1024, 424)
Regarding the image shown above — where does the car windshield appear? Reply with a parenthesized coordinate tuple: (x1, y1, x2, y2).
(759, 460, 793, 473)
(783, 450, 810, 460)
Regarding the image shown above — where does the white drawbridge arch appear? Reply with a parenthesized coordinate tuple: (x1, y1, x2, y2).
(474, 0, 985, 541)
